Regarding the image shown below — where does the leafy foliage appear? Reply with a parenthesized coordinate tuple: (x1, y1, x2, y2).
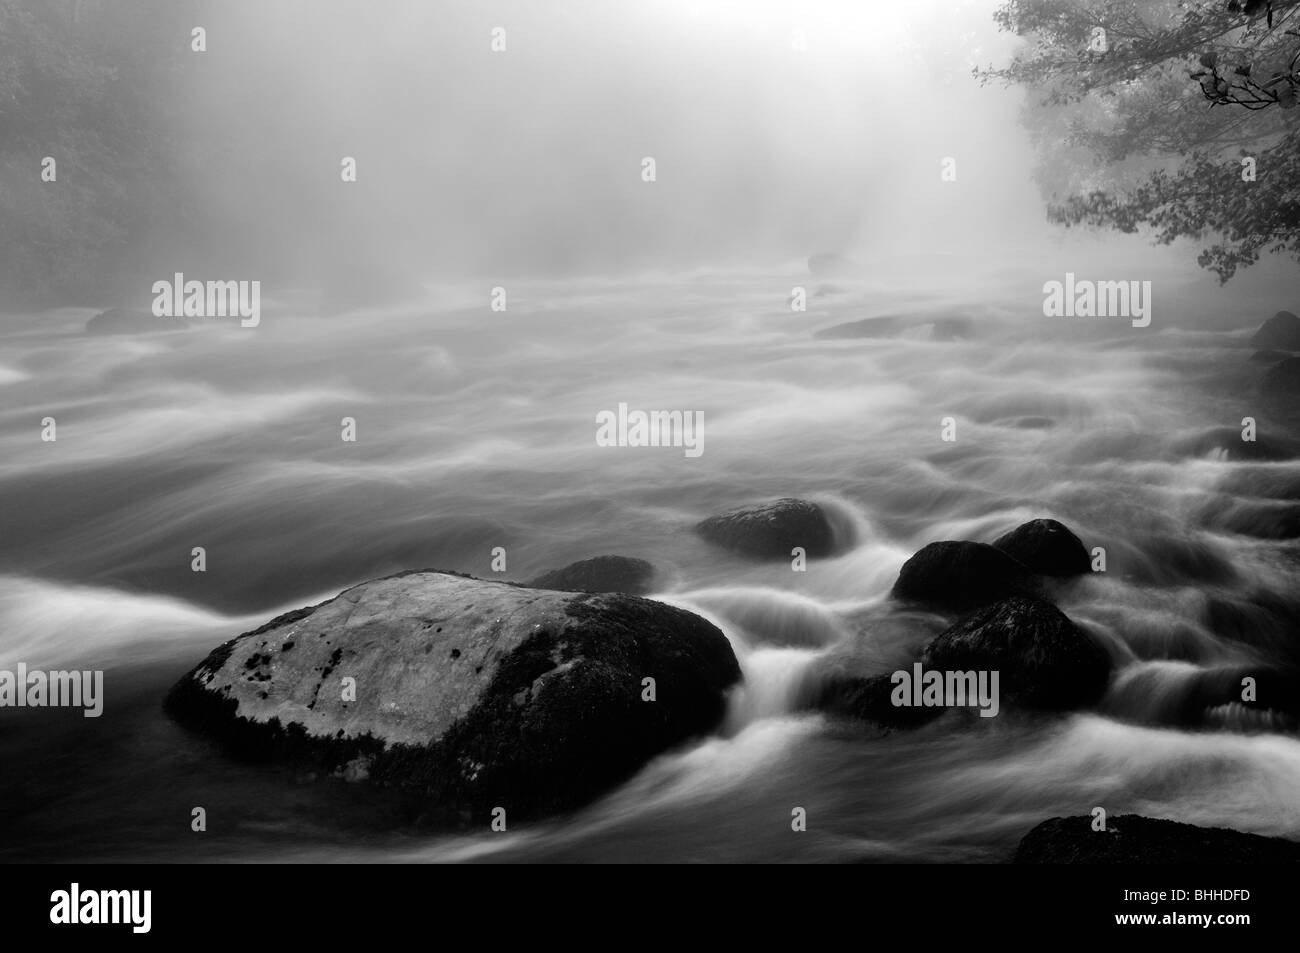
(981, 0, 1300, 281)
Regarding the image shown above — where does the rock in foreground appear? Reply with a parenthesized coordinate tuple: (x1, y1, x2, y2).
(1015, 815, 1300, 863)
(525, 555, 657, 595)
(991, 518, 1091, 577)
(924, 595, 1111, 709)
(165, 570, 741, 824)
(695, 498, 837, 559)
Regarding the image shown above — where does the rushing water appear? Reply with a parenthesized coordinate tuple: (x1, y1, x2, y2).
(2, 258, 1299, 862)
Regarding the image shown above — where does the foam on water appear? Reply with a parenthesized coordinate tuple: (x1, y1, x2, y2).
(0, 575, 257, 669)
(1, 268, 1298, 860)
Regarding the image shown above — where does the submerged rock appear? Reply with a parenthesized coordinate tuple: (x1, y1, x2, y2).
(814, 312, 973, 341)
(803, 672, 944, 730)
(814, 316, 903, 339)
(165, 570, 741, 824)
(807, 252, 858, 277)
(1262, 356, 1300, 398)
(695, 498, 837, 559)
(991, 519, 1091, 577)
(1009, 416, 1056, 429)
(1197, 497, 1300, 540)
(929, 316, 974, 341)
(1122, 531, 1241, 587)
(1204, 590, 1300, 667)
(891, 541, 1036, 612)
(524, 555, 657, 595)
(1014, 814, 1300, 863)
(1250, 349, 1289, 364)
(85, 308, 186, 335)
(1251, 310, 1300, 351)
(1104, 663, 1300, 733)
(923, 595, 1111, 710)
(1171, 426, 1300, 462)
(813, 284, 846, 297)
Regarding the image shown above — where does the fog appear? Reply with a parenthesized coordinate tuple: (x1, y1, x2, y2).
(6, 0, 1300, 867)
(159, 0, 1054, 286)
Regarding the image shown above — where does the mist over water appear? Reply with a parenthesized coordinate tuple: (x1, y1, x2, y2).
(5, 254, 1300, 861)
(3, 0, 1300, 862)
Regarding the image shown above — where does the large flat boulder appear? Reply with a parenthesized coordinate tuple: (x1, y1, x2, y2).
(165, 570, 741, 824)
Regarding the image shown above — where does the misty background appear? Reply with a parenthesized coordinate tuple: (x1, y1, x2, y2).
(1, 0, 1299, 865)
(5, 0, 1231, 307)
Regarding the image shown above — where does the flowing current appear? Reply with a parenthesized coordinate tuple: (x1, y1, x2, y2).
(2, 257, 1299, 862)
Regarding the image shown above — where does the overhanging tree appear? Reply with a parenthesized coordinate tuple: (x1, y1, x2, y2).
(982, 0, 1300, 281)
